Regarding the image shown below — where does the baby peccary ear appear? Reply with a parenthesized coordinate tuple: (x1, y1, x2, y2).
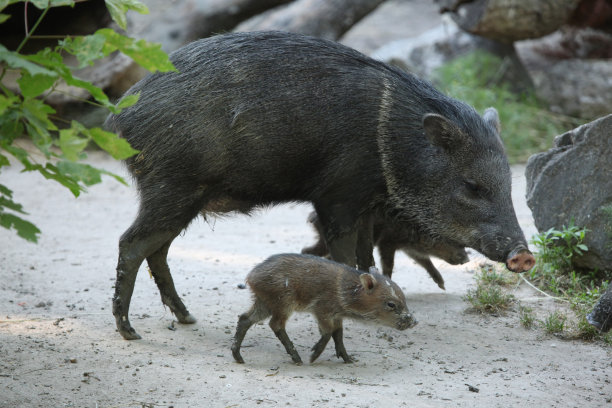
(483, 107, 501, 134)
(359, 273, 377, 291)
(423, 113, 468, 151)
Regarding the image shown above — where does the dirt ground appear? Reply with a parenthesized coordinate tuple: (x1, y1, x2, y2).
(1, 149, 611, 408)
(1, 1, 611, 407)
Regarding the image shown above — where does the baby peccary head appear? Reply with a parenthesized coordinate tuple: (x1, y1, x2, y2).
(231, 254, 417, 365)
(345, 266, 416, 331)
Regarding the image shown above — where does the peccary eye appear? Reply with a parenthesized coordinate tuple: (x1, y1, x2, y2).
(464, 180, 483, 195)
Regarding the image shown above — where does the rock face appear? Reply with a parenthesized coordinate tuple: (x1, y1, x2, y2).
(525, 114, 612, 272)
(587, 285, 612, 332)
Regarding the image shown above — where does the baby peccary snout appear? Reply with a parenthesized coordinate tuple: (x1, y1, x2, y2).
(231, 254, 417, 365)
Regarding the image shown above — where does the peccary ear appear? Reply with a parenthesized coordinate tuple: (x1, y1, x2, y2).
(360, 273, 377, 291)
(483, 107, 501, 134)
(423, 113, 468, 151)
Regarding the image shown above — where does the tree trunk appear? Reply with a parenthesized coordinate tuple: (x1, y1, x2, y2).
(186, 0, 294, 42)
(234, 0, 385, 41)
(437, 0, 581, 42)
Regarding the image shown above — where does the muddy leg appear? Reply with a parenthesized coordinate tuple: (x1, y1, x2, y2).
(301, 212, 330, 257)
(356, 214, 375, 272)
(407, 251, 445, 290)
(332, 326, 353, 363)
(113, 228, 176, 340)
(377, 239, 397, 278)
(232, 300, 271, 363)
(310, 333, 332, 363)
(269, 315, 302, 365)
(147, 240, 195, 324)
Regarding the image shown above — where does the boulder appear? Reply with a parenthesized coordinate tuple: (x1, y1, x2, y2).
(525, 114, 612, 272)
(587, 285, 612, 332)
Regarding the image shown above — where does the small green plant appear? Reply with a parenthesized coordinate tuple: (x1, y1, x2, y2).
(0, 0, 176, 243)
(518, 304, 536, 329)
(464, 282, 514, 314)
(478, 264, 517, 286)
(434, 51, 583, 163)
(531, 222, 588, 273)
(542, 311, 567, 334)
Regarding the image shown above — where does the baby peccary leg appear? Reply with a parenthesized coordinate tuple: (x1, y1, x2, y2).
(310, 333, 332, 363)
(231, 300, 271, 364)
(269, 314, 303, 365)
(332, 327, 353, 363)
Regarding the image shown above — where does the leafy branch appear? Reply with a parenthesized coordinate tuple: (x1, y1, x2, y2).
(0, 0, 175, 242)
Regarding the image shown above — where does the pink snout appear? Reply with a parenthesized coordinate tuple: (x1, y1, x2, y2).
(506, 249, 535, 272)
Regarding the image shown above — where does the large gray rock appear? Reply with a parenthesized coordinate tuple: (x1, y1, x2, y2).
(525, 114, 612, 272)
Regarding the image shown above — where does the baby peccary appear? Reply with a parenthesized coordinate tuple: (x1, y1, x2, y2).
(231, 254, 417, 365)
(302, 211, 469, 290)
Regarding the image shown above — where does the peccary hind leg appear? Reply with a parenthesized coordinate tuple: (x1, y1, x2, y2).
(147, 240, 197, 324)
(113, 228, 179, 340)
(113, 191, 204, 340)
(232, 300, 271, 363)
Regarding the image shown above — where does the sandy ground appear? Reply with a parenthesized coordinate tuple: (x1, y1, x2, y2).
(1, 149, 611, 408)
(1, 2, 611, 407)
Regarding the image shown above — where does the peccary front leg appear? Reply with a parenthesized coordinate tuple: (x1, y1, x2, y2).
(405, 250, 446, 290)
(269, 314, 302, 365)
(332, 326, 353, 363)
(232, 300, 271, 363)
(310, 333, 332, 363)
(147, 240, 196, 324)
(377, 238, 398, 278)
(355, 214, 375, 271)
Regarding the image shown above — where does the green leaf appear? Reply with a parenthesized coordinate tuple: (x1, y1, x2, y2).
(0, 195, 26, 213)
(38, 162, 84, 196)
(0, 44, 58, 77)
(87, 127, 138, 160)
(0, 94, 17, 115)
(104, 0, 149, 30)
(577, 244, 588, 251)
(59, 33, 107, 67)
(116, 93, 139, 109)
(0, 211, 40, 243)
(0, 153, 9, 167)
(58, 127, 88, 161)
(49, 0, 75, 6)
(56, 160, 102, 187)
(17, 71, 57, 97)
(97, 28, 175, 72)
(29, 0, 50, 9)
(0, 13, 10, 23)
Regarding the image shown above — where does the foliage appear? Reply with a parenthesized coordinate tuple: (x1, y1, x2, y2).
(0, 0, 175, 242)
(542, 311, 566, 334)
(463, 265, 515, 314)
(529, 222, 591, 296)
(526, 224, 611, 341)
(434, 51, 583, 164)
(518, 304, 535, 329)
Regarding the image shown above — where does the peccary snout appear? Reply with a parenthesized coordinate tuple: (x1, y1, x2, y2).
(506, 247, 535, 272)
(397, 313, 418, 330)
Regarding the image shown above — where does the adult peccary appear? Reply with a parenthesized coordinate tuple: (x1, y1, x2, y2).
(231, 254, 417, 364)
(301, 211, 469, 290)
(105, 31, 535, 340)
